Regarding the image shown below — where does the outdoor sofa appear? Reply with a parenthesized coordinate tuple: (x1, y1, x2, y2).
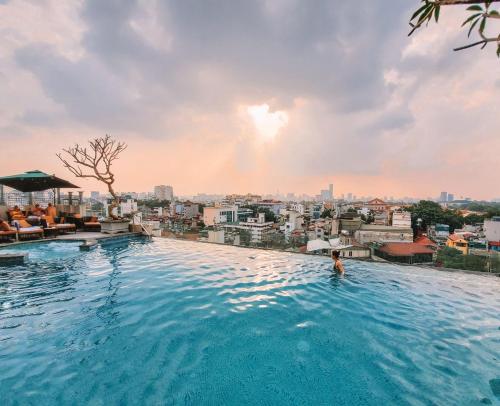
(42, 215, 77, 234)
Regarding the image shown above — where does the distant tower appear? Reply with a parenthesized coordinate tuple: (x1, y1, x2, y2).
(328, 184, 334, 200)
(440, 191, 448, 202)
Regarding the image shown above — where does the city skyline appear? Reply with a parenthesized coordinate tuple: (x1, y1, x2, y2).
(1, 1, 499, 200)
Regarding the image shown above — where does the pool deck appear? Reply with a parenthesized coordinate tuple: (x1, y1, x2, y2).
(0, 231, 145, 248)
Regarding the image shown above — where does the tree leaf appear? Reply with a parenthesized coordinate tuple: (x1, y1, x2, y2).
(434, 5, 440, 22)
(466, 5, 483, 11)
(479, 17, 486, 34)
(468, 18, 480, 37)
(497, 44, 500, 58)
(417, 4, 434, 25)
(489, 10, 500, 16)
(411, 2, 430, 21)
(461, 13, 481, 27)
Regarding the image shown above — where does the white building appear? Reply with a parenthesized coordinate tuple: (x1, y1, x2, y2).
(223, 213, 274, 243)
(392, 211, 412, 228)
(280, 210, 304, 237)
(290, 203, 305, 215)
(203, 205, 238, 226)
(170, 201, 199, 218)
(154, 185, 174, 201)
(179, 202, 199, 219)
(484, 217, 500, 242)
(152, 207, 163, 217)
(120, 199, 138, 215)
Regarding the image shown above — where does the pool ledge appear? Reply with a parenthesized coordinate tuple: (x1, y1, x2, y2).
(0, 252, 28, 266)
(0, 232, 145, 250)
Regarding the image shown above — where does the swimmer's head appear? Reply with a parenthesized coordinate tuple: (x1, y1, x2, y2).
(331, 250, 340, 259)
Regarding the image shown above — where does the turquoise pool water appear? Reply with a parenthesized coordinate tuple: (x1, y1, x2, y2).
(0, 238, 499, 405)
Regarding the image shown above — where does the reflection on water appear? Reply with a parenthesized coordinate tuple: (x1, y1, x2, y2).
(0, 238, 499, 405)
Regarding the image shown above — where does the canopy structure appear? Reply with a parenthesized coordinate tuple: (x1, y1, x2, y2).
(306, 238, 353, 252)
(306, 239, 332, 252)
(0, 170, 79, 192)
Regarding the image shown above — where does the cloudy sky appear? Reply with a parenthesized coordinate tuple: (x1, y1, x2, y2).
(1, 0, 499, 199)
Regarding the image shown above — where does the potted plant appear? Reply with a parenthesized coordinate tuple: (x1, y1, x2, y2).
(57, 135, 130, 234)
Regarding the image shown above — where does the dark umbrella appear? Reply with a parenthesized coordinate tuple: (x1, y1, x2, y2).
(0, 170, 79, 192)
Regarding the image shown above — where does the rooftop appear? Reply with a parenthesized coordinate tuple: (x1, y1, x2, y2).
(378, 242, 434, 257)
(414, 235, 437, 247)
(448, 234, 467, 242)
(359, 224, 412, 232)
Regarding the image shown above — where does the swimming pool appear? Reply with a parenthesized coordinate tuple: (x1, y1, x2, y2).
(1, 238, 499, 405)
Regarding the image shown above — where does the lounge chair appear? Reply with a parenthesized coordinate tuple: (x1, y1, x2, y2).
(12, 220, 43, 240)
(17, 228, 44, 241)
(42, 215, 77, 234)
(0, 230, 17, 243)
(83, 216, 101, 232)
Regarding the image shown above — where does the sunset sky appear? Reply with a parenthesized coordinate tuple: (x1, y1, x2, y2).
(1, 0, 499, 200)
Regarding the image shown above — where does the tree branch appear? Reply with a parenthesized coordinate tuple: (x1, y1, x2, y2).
(434, 0, 500, 5)
(453, 36, 499, 49)
(57, 135, 128, 217)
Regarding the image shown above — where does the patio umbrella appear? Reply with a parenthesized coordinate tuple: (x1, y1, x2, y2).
(0, 170, 79, 192)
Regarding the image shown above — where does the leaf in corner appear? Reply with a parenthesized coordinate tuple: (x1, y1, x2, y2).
(479, 18, 486, 34)
(462, 13, 481, 27)
(466, 5, 483, 11)
(411, 3, 430, 21)
(468, 18, 480, 37)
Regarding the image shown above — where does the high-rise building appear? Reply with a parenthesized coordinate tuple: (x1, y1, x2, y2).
(320, 189, 330, 201)
(447, 193, 454, 202)
(90, 191, 100, 200)
(154, 185, 174, 201)
(328, 184, 334, 200)
(439, 192, 448, 202)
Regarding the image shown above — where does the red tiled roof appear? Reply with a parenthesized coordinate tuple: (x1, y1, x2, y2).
(448, 234, 466, 242)
(414, 236, 437, 247)
(489, 241, 500, 247)
(378, 242, 434, 257)
(367, 198, 387, 205)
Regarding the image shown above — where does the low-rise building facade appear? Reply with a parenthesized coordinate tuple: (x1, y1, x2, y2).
(355, 224, 413, 245)
(446, 234, 469, 255)
(203, 205, 238, 226)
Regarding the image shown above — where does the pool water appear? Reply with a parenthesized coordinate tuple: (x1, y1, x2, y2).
(0, 240, 83, 262)
(0, 238, 499, 405)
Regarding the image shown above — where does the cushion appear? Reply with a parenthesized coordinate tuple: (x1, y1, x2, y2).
(19, 228, 43, 233)
(44, 215, 55, 225)
(56, 224, 75, 229)
(19, 219, 32, 228)
(73, 214, 82, 218)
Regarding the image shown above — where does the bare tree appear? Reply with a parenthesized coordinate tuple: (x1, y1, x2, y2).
(57, 135, 127, 219)
(409, 0, 500, 56)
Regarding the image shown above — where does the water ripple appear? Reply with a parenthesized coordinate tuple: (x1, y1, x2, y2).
(0, 238, 499, 405)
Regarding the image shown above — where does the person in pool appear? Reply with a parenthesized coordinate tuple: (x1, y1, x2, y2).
(331, 250, 345, 274)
